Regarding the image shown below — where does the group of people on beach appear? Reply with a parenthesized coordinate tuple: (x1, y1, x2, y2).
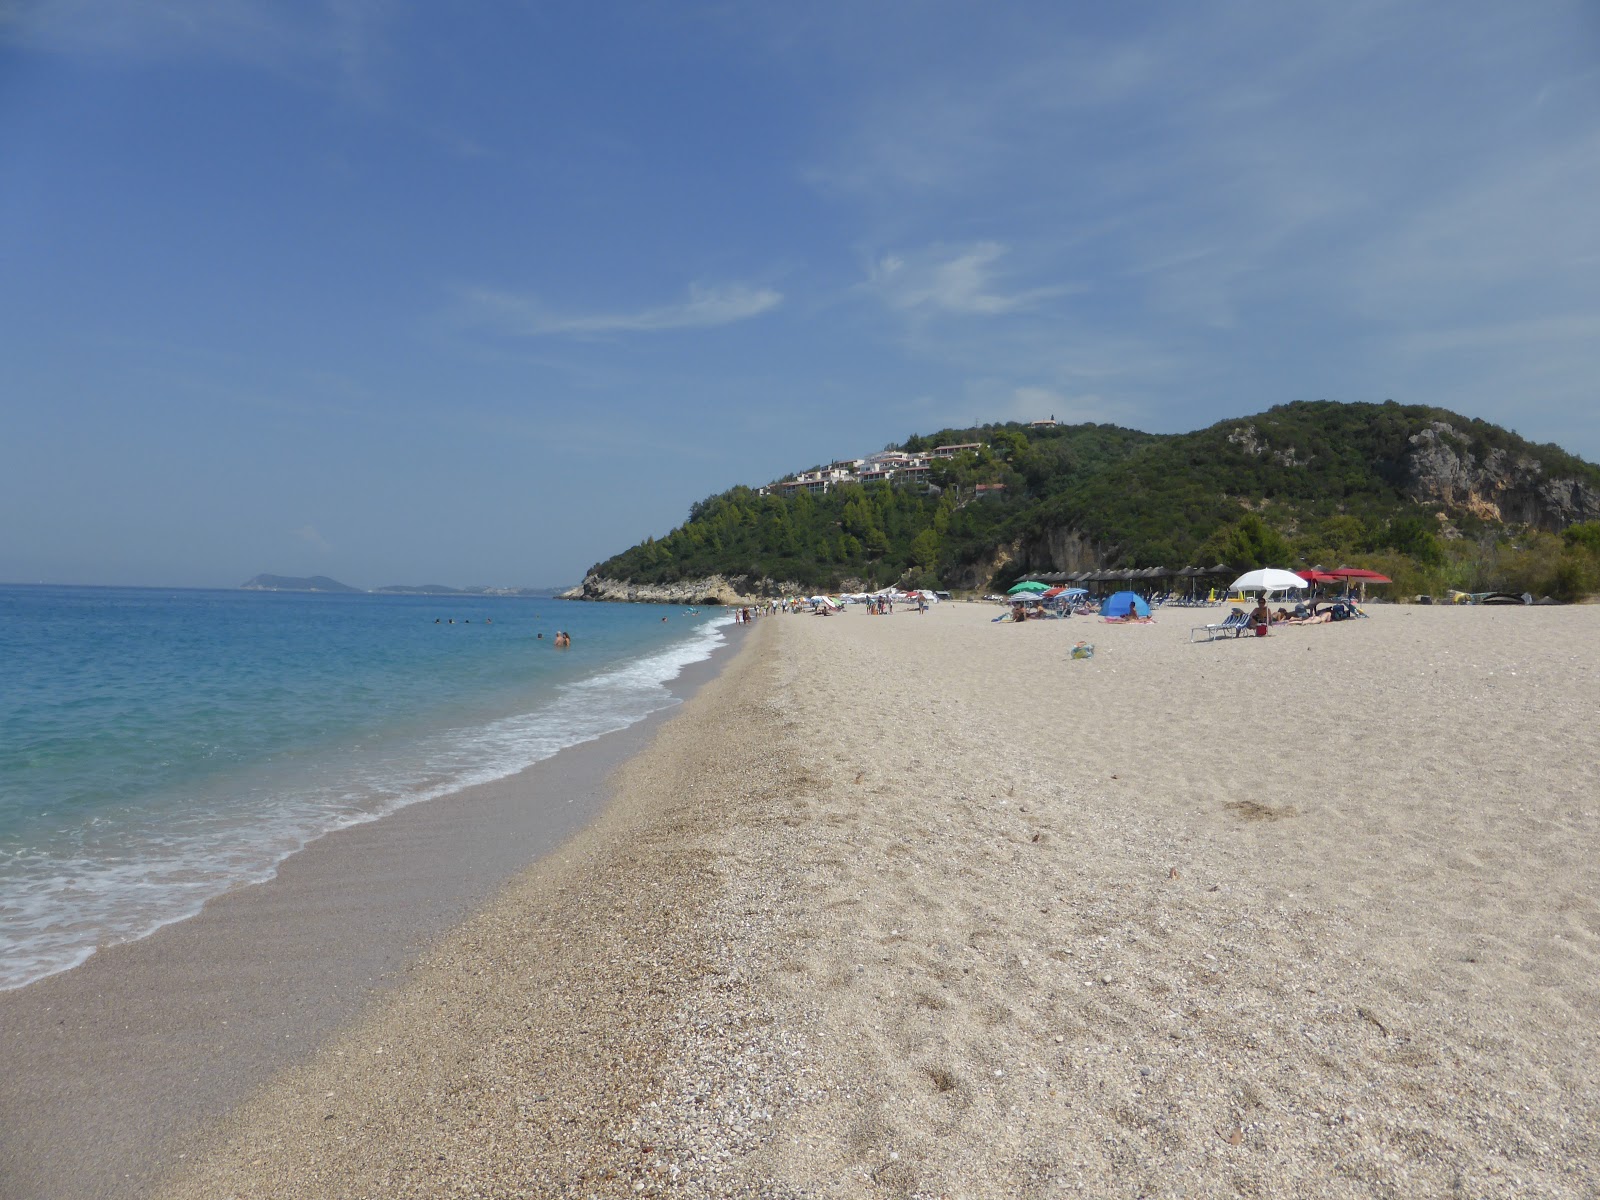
(1248, 594, 1361, 634)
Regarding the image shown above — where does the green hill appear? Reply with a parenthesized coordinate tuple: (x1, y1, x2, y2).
(586, 401, 1600, 601)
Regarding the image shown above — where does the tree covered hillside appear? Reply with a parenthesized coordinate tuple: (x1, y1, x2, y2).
(597, 422, 1157, 593)
(1038, 401, 1600, 569)
(589, 402, 1600, 600)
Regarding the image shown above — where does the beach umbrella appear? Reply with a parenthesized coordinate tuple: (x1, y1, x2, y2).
(1329, 566, 1391, 602)
(1063, 586, 1088, 596)
(1329, 568, 1392, 583)
(1228, 568, 1308, 593)
(1007, 580, 1049, 594)
(1297, 569, 1342, 584)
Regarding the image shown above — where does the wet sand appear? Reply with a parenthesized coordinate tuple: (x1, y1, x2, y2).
(0, 641, 739, 1200)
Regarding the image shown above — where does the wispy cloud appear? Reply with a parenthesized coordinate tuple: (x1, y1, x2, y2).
(866, 242, 1076, 316)
(457, 282, 783, 337)
(1, 0, 297, 60)
(793, 2, 1600, 448)
(0, 0, 391, 102)
(1398, 313, 1600, 357)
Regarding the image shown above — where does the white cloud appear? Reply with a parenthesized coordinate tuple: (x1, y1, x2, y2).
(457, 282, 783, 337)
(867, 243, 1074, 316)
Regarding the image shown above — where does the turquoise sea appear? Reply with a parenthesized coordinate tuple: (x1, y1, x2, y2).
(0, 585, 730, 991)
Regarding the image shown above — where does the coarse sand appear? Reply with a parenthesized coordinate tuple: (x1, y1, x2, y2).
(139, 602, 1600, 1197)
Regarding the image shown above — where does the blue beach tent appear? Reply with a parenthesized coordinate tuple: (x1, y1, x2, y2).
(1101, 590, 1150, 618)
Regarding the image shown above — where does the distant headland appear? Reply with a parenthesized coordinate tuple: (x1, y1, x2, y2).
(240, 574, 564, 597)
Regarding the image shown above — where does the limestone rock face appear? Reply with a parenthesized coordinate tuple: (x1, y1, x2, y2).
(1227, 424, 1310, 468)
(941, 543, 1015, 592)
(1031, 526, 1105, 574)
(561, 573, 804, 605)
(1403, 422, 1600, 531)
(939, 526, 1110, 591)
(946, 528, 1108, 590)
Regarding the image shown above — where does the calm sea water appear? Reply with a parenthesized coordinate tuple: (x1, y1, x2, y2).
(0, 585, 731, 991)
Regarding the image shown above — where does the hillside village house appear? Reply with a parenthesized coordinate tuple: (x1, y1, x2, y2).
(763, 440, 989, 496)
(773, 467, 856, 496)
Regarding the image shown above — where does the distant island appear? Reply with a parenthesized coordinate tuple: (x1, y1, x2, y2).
(240, 575, 362, 593)
(240, 575, 563, 597)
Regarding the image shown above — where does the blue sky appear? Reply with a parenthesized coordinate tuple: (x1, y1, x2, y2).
(2, 2, 1597, 588)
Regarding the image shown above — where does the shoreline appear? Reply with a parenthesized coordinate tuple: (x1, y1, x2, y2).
(0, 626, 748, 1200)
(10, 602, 1598, 1197)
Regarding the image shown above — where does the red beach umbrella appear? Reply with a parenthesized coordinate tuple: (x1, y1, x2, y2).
(1296, 569, 1342, 584)
(1329, 568, 1392, 583)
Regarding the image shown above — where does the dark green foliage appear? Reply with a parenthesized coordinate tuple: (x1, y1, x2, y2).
(589, 403, 1600, 596)
(595, 482, 962, 591)
(1563, 521, 1600, 554)
(1198, 514, 1292, 571)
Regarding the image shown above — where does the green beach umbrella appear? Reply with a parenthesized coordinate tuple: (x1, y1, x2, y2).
(1007, 580, 1049, 594)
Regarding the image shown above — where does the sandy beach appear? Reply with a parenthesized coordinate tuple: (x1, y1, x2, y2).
(10, 602, 1599, 1198)
(0, 650, 735, 1200)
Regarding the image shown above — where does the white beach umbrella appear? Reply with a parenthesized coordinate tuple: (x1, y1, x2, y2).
(1228, 567, 1308, 593)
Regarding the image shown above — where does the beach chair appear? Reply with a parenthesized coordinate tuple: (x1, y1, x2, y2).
(1190, 610, 1250, 642)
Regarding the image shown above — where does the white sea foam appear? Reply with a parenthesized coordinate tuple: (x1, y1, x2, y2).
(0, 615, 733, 991)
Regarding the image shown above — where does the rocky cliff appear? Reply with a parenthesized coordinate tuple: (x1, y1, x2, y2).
(562, 573, 806, 605)
(1403, 422, 1600, 531)
(936, 526, 1113, 591)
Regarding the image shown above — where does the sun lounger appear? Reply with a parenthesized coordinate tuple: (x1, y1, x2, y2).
(1190, 610, 1250, 642)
